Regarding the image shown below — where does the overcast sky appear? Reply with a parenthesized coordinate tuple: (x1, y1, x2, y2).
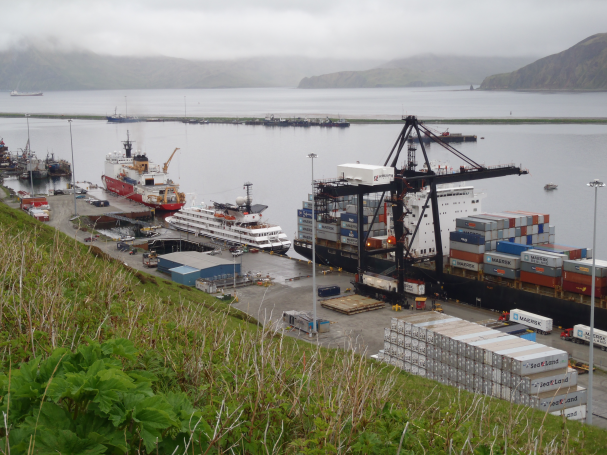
(1, 0, 605, 61)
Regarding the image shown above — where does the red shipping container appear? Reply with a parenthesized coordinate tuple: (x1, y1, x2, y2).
(365, 238, 382, 249)
(511, 210, 550, 224)
(450, 249, 484, 263)
(378, 214, 386, 223)
(406, 278, 424, 285)
(545, 244, 582, 260)
(563, 280, 607, 298)
(520, 271, 561, 288)
(563, 271, 607, 287)
(521, 226, 527, 236)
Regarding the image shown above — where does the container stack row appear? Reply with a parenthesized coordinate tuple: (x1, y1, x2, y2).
(377, 312, 586, 420)
(563, 260, 607, 297)
(296, 195, 388, 246)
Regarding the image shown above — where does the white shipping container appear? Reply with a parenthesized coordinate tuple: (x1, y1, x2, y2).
(572, 324, 607, 349)
(550, 404, 586, 421)
(510, 309, 553, 333)
(384, 328, 391, 341)
(536, 386, 587, 412)
(404, 281, 426, 295)
(521, 250, 563, 268)
(528, 367, 578, 394)
(337, 163, 394, 186)
(484, 251, 521, 269)
(511, 349, 568, 375)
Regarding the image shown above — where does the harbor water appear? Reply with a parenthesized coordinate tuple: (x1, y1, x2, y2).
(1, 87, 607, 258)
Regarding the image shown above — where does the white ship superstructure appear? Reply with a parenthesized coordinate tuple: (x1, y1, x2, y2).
(166, 183, 291, 254)
(403, 162, 484, 257)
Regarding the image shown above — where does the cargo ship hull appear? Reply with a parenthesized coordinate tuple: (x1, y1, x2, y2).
(102, 175, 184, 211)
(294, 240, 607, 332)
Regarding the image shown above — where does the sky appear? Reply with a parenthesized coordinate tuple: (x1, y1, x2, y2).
(0, 0, 605, 61)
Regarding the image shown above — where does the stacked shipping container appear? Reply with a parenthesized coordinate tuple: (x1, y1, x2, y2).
(563, 260, 607, 297)
(377, 312, 585, 420)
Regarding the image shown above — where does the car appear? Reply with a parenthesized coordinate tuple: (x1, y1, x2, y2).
(76, 195, 85, 199)
(231, 249, 243, 257)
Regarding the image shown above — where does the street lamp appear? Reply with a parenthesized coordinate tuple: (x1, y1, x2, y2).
(25, 114, 33, 195)
(69, 120, 77, 217)
(125, 96, 128, 117)
(184, 96, 187, 119)
(586, 178, 604, 425)
(307, 153, 318, 335)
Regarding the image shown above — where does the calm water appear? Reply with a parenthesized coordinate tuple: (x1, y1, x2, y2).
(2, 110, 607, 258)
(2, 87, 607, 119)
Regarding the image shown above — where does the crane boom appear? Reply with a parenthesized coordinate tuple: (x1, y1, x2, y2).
(163, 147, 180, 174)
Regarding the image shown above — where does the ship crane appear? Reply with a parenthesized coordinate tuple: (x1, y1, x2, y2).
(163, 147, 180, 174)
(313, 115, 529, 300)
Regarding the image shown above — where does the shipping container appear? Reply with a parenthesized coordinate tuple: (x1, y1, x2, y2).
(449, 231, 485, 245)
(468, 216, 498, 231)
(520, 271, 561, 288)
(550, 404, 586, 421)
(341, 236, 358, 246)
(496, 241, 531, 256)
(536, 386, 586, 412)
(511, 348, 568, 375)
(298, 217, 313, 226)
(317, 231, 340, 242)
(562, 281, 607, 297)
(316, 222, 340, 233)
(450, 258, 480, 272)
(520, 262, 562, 278)
(297, 209, 312, 219)
(449, 240, 485, 254)
(340, 213, 371, 224)
(456, 217, 493, 231)
(483, 264, 520, 280)
(521, 250, 564, 268)
(563, 259, 607, 278)
(318, 285, 340, 298)
(572, 324, 607, 348)
(563, 271, 607, 287)
(298, 233, 313, 241)
(484, 251, 521, 269)
(528, 367, 578, 394)
(337, 164, 394, 186)
(510, 309, 553, 333)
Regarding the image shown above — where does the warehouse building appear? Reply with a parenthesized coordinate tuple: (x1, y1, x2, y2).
(158, 251, 240, 286)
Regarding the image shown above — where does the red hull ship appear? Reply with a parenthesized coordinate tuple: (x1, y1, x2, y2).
(101, 132, 185, 211)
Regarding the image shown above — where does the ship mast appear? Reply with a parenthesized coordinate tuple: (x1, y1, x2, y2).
(244, 182, 253, 212)
(122, 130, 134, 158)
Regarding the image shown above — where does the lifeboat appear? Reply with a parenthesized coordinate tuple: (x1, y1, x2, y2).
(224, 215, 236, 221)
(214, 213, 225, 218)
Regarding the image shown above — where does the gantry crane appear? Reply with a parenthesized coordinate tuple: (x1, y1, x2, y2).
(314, 115, 528, 298)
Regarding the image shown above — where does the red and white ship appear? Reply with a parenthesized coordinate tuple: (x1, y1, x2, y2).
(101, 132, 185, 211)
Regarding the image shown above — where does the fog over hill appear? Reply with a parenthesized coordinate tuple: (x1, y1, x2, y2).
(480, 33, 607, 90)
(0, 45, 382, 91)
(298, 55, 537, 88)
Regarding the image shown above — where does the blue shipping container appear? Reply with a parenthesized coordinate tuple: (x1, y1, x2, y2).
(318, 285, 340, 297)
(340, 213, 370, 224)
(297, 209, 312, 219)
(509, 237, 515, 242)
(496, 241, 531, 256)
(538, 224, 544, 234)
(449, 231, 485, 245)
(341, 228, 358, 239)
(527, 235, 533, 245)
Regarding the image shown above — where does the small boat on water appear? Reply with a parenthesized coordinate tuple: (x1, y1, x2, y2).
(544, 183, 558, 191)
(10, 90, 43, 96)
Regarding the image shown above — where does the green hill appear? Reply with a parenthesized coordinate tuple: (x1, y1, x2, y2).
(298, 54, 535, 88)
(0, 45, 380, 90)
(480, 33, 607, 90)
(0, 194, 605, 452)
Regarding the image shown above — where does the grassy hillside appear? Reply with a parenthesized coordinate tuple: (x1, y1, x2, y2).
(0, 199, 605, 453)
(298, 55, 535, 88)
(0, 46, 380, 90)
(481, 33, 607, 90)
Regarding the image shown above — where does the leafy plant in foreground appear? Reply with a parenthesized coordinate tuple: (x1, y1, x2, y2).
(0, 338, 232, 454)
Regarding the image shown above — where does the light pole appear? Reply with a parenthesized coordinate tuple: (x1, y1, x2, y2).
(125, 96, 128, 117)
(307, 153, 318, 335)
(69, 120, 77, 216)
(587, 178, 604, 425)
(25, 114, 33, 195)
(184, 96, 187, 119)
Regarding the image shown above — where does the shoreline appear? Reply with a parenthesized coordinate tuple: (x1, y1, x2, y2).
(0, 112, 606, 125)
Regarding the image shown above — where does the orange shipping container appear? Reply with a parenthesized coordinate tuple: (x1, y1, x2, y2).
(520, 271, 561, 288)
(450, 249, 484, 263)
(563, 271, 607, 287)
(521, 226, 527, 236)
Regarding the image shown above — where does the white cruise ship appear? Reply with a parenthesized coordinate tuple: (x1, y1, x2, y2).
(166, 183, 291, 254)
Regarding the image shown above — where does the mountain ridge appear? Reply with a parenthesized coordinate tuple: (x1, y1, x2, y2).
(480, 33, 607, 90)
(0, 46, 382, 90)
(298, 55, 536, 88)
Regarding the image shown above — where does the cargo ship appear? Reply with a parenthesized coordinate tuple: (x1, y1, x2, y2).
(101, 132, 185, 211)
(166, 182, 291, 254)
(293, 163, 607, 331)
